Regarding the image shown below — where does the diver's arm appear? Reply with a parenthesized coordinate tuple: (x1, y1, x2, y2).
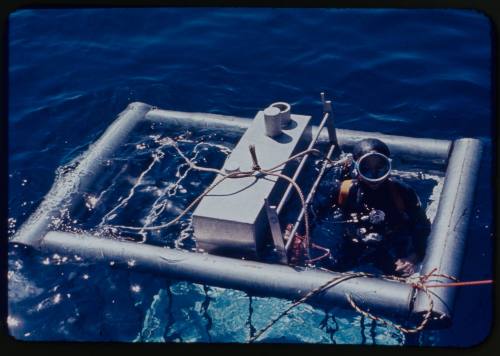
(404, 188, 431, 261)
(393, 183, 431, 276)
(309, 168, 341, 221)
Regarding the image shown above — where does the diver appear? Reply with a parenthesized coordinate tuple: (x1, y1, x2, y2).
(310, 138, 431, 277)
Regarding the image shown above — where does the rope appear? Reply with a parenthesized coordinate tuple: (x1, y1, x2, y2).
(170, 140, 227, 176)
(108, 137, 329, 239)
(306, 243, 331, 264)
(343, 268, 467, 334)
(346, 285, 433, 334)
(265, 148, 322, 172)
(101, 136, 492, 340)
(260, 170, 310, 249)
(111, 171, 248, 231)
(425, 280, 493, 288)
(248, 268, 492, 342)
(249, 273, 361, 343)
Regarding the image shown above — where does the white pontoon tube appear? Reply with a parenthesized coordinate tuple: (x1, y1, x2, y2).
(10, 102, 482, 328)
(145, 108, 451, 166)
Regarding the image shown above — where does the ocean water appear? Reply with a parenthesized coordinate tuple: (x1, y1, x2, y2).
(7, 8, 493, 346)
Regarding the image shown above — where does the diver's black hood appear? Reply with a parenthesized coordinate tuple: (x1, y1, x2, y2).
(353, 138, 391, 161)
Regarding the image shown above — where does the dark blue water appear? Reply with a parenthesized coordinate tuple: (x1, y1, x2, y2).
(7, 8, 493, 345)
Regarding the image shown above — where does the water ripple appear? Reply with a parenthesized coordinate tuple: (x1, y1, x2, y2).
(8, 8, 492, 345)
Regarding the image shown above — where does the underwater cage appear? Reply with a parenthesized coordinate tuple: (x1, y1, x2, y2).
(10, 95, 482, 333)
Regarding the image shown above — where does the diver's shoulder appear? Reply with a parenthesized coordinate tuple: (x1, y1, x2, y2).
(389, 177, 415, 191)
(389, 176, 409, 187)
(388, 177, 419, 200)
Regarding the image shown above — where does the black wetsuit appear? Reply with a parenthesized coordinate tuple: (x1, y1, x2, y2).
(311, 170, 430, 274)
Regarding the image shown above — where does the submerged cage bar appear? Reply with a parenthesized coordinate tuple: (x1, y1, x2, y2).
(10, 102, 481, 329)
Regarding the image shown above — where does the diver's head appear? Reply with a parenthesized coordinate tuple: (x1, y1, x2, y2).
(353, 138, 392, 189)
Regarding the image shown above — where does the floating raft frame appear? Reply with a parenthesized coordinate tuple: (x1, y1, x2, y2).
(10, 102, 482, 328)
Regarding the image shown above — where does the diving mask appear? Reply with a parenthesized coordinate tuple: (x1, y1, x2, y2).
(355, 151, 392, 183)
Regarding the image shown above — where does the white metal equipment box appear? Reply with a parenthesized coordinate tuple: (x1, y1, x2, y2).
(192, 108, 312, 258)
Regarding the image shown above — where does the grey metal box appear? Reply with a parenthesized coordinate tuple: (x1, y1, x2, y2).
(192, 109, 312, 258)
